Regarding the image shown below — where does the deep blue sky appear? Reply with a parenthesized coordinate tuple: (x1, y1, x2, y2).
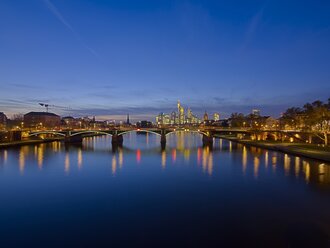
(1, 0, 330, 121)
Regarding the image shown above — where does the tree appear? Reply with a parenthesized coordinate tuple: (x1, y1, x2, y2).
(12, 113, 23, 121)
(280, 107, 303, 129)
(303, 100, 330, 145)
(230, 113, 246, 127)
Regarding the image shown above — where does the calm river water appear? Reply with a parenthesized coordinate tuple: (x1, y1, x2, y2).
(0, 132, 329, 247)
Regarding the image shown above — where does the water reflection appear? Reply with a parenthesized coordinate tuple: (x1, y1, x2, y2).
(136, 149, 141, 164)
(242, 146, 247, 175)
(172, 149, 176, 163)
(65, 152, 70, 174)
(112, 156, 117, 175)
(0, 150, 8, 166)
(295, 157, 300, 177)
(1, 134, 330, 247)
(37, 145, 44, 169)
(0, 135, 329, 189)
(119, 148, 123, 168)
(253, 156, 259, 178)
(19, 148, 25, 174)
(77, 148, 82, 169)
(161, 150, 166, 169)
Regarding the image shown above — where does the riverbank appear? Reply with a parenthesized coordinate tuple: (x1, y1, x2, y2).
(218, 135, 330, 163)
(0, 138, 63, 148)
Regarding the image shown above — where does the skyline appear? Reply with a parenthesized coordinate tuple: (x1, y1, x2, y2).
(1, 0, 330, 120)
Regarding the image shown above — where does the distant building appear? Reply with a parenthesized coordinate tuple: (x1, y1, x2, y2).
(177, 100, 185, 125)
(213, 113, 220, 121)
(203, 111, 209, 122)
(156, 113, 170, 125)
(154, 101, 202, 126)
(0, 112, 7, 129)
(252, 109, 261, 116)
(137, 120, 153, 128)
(170, 111, 177, 125)
(62, 116, 80, 129)
(24, 112, 61, 128)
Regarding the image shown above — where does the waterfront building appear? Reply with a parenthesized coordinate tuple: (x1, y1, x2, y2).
(0, 112, 7, 129)
(24, 112, 61, 129)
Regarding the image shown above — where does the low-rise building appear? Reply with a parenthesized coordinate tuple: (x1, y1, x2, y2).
(24, 112, 61, 129)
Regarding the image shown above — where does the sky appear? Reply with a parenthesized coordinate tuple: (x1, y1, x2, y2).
(1, 0, 330, 121)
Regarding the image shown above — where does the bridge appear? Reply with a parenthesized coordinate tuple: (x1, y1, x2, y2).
(22, 127, 319, 148)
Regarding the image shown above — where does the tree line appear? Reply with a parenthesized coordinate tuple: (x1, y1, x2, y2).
(230, 98, 330, 145)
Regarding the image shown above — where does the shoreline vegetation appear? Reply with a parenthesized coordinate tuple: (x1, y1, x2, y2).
(1, 135, 330, 163)
(218, 135, 330, 163)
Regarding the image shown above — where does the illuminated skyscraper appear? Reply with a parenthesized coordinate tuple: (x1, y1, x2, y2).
(213, 113, 220, 121)
(186, 108, 192, 124)
(177, 100, 185, 125)
(171, 111, 177, 125)
(156, 113, 170, 125)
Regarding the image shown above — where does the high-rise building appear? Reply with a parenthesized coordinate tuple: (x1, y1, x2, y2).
(170, 111, 177, 125)
(155, 101, 202, 126)
(186, 108, 192, 124)
(213, 113, 220, 121)
(126, 113, 130, 125)
(156, 113, 170, 125)
(177, 100, 185, 125)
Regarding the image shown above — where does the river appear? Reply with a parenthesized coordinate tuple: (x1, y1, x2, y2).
(0, 132, 329, 247)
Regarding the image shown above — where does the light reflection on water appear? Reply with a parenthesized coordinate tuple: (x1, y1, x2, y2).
(0, 133, 330, 247)
(0, 134, 329, 185)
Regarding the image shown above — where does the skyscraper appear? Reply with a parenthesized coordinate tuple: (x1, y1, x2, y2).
(187, 108, 192, 124)
(214, 113, 220, 121)
(177, 100, 185, 125)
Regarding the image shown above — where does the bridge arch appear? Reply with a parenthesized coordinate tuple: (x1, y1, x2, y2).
(28, 131, 66, 137)
(165, 130, 209, 137)
(70, 131, 113, 137)
(118, 130, 161, 137)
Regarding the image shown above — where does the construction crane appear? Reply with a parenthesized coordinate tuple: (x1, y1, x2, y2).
(39, 103, 70, 112)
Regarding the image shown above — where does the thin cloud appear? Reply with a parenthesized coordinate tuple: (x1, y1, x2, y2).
(42, 0, 98, 57)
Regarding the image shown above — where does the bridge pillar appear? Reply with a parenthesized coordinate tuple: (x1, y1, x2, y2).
(202, 134, 213, 147)
(8, 131, 22, 142)
(112, 134, 123, 147)
(160, 129, 166, 149)
(64, 132, 83, 144)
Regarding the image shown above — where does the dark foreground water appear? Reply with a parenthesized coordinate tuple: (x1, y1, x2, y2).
(0, 132, 329, 248)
